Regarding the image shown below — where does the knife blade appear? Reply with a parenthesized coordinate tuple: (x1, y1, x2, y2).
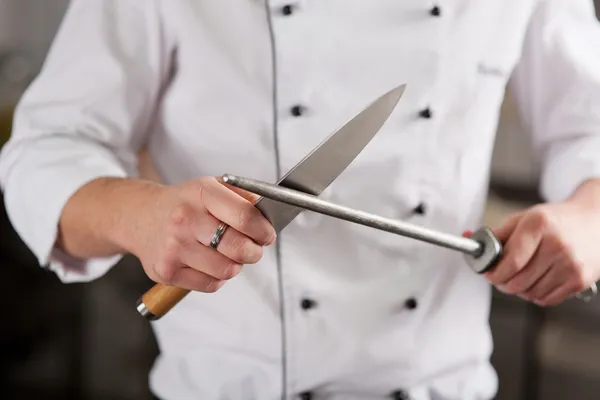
(136, 84, 407, 320)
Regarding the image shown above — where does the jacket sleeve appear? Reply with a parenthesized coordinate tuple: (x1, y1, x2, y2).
(0, 0, 173, 282)
(510, 0, 600, 203)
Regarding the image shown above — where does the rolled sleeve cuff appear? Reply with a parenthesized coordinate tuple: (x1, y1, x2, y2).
(2, 141, 131, 283)
(540, 137, 600, 203)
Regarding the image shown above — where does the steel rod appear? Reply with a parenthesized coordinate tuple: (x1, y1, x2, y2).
(223, 174, 482, 256)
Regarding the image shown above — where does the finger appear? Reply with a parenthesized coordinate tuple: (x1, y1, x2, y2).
(492, 212, 523, 244)
(485, 214, 544, 285)
(525, 264, 566, 301)
(169, 267, 226, 293)
(535, 282, 580, 307)
(180, 241, 244, 280)
(201, 179, 276, 246)
(194, 210, 264, 264)
(216, 176, 261, 204)
(498, 243, 555, 296)
(462, 211, 522, 241)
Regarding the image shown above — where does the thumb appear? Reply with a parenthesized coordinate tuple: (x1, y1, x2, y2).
(492, 212, 523, 244)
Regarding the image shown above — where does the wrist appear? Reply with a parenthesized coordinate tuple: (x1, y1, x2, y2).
(104, 178, 168, 255)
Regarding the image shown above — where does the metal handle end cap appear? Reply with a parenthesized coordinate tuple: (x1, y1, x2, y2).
(463, 227, 503, 274)
(136, 300, 161, 321)
(576, 282, 598, 303)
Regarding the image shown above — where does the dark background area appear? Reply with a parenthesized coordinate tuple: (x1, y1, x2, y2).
(2, 1, 600, 399)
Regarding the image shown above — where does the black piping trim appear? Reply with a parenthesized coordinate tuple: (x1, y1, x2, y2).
(264, 2, 288, 399)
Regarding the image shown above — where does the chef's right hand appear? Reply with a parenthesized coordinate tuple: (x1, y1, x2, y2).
(133, 176, 276, 292)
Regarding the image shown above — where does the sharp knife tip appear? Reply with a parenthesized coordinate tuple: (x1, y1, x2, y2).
(391, 83, 407, 98)
(377, 84, 407, 110)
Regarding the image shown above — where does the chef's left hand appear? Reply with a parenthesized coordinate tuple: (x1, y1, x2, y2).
(484, 179, 600, 306)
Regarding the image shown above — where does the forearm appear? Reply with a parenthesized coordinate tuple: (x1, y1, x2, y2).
(57, 177, 165, 259)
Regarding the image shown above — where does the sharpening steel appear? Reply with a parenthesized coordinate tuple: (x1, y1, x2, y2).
(223, 173, 501, 274)
(222, 173, 598, 302)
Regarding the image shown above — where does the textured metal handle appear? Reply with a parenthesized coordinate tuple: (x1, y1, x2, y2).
(136, 284, 190, 320)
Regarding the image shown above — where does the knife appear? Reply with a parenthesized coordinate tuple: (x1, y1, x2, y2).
(222, 174, 598, 303)
(136, 84, 407, 320)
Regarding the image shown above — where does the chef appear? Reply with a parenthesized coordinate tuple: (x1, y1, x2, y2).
(2, 1, 600, 399)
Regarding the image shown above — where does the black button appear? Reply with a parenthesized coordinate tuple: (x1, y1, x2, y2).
(404, 298, 418, 310)
(281, 4, 295, 16)
(299, 392, 313, 400)
(301, 298, 317, 310)
(418, 107, 432, 119)
(390, 389, 410, 400)
(413, 203, 426, 215)
(290, 104, 306, 117)
(430, 5, 442, 17)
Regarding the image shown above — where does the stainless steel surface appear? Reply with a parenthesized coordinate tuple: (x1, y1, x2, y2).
(253, 84, 406, 232)
(576, 283, 598, 303)
(223, 173, 482, 255)
(227, 174, 597, 302)
(135, 301, 157, 321)
(464, 227, 503, 273)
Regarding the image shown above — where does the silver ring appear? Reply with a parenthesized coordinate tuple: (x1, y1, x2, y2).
(576, 282, 598, 303)
(210, 222, 228, 249)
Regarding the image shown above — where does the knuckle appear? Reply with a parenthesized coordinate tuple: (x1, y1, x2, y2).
(497, 257, 521, 279)
(227, 234, 253, 262)
(484, 270, 500, 283)
(546, 233, 567, 252)
(530, 288, 544, 301)
(506, 259, 521, 275)
(536, 299, 550, 307)
(144, 264, 162, 283)
(522, 292, 535, 302)
(225, 233, 245, 261)
(571, 267, 587, 290)
(230, 235, 262, 264)
(523, 290, 535, 302)
(546, 297, 563, 307)
(203, 278, 224, 293)
(192, 179, 212, 205)
(258, 221, 276, 245)
(245, 244, 263, 264)
(220, 261, 242, 280)
(486, 274, 502, 286)
(169, 204, 194, 227)
(530, 207, 555, 232)
(235, 207, 254, 232)
(154, 262, 178, 284)
(504, 281, 523, 294)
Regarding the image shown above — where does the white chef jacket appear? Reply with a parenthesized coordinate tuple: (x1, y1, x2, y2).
(2, 0, 600, 399)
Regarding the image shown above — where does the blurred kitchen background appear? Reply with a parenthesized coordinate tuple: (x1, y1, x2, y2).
(2, 1, 600, 399)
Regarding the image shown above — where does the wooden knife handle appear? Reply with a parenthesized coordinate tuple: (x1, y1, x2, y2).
(136, 283, 190, 320)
